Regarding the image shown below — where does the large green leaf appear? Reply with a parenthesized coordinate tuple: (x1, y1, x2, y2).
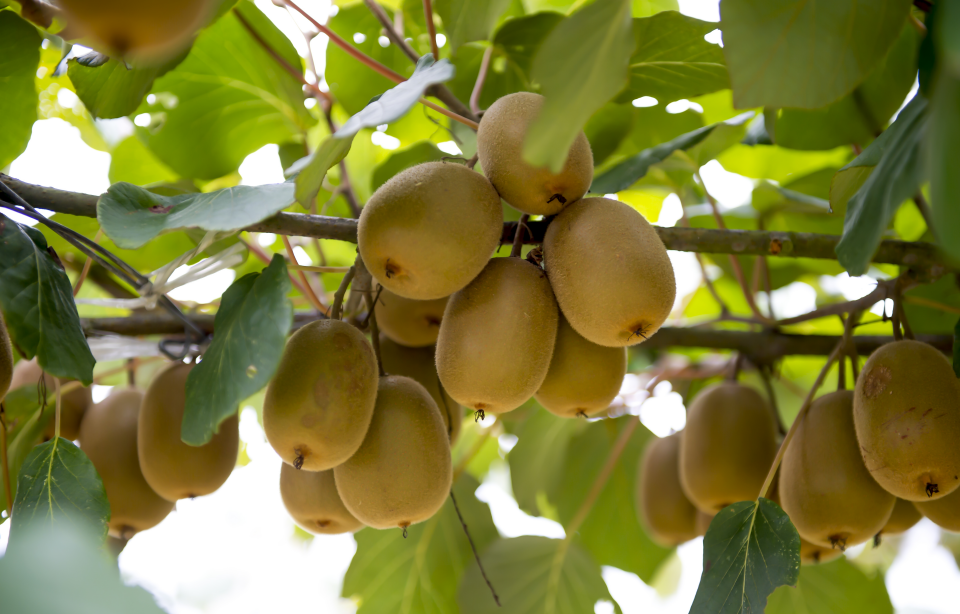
(508, 407, 584, 516)
(773, 24, 920, 151)
(67, 52, 186, 120)
(435, 0, 514, 52)
(618, 11, 728, 104)
(294, 135, 354, 207)
(457, 536, 619, 614)
(139, 2, 314, 179)
(337, 56, 456, 138)
(0, 524, 165, 614)
(343, 474, 498, 614)
(0, 10, 40, 169)
(720, 0, 912, 109)
(834, 95, 927, 276)
(767, 558, 892, 613)
(108, 136, 180, 185)
(372, 141, 447, 191)
(689, 498, 801, 614)
(928, 72, 960, 261)
(584, 103, 635, 166)
(632, 0, 679, 16)
(96, 181, 295, 249)
(0, 216, 95, 384)
(182, 255, 292, 445)
(10, 437, 110, 543)
(523, 0, 635, 172)
(493, 12, 563, 76)
(554, 417, 672, 583)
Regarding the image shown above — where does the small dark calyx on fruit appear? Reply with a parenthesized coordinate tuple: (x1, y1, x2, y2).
(426, 316, 442, 327)
(384, 259, 400, 279)
(317, 520, 330, 528)
(576, 410, 587, 419)
(927, 482, 940, 497)
(294, 450, 305, 470)
(628, 325, 649, 342)
(474, 409, 486, 422)
(829, 535, 847, 551)
(546, 194, 567, 205)
(400, 523, 410, 538)
(874, 533, 882, 547)
(812, 551, 821, 563)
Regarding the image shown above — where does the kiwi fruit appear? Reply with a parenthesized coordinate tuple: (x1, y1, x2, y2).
(0, 313, 12, 400)
(8, 358, 92, 441)
(436, 257, 559, 415)
(358, 162, 503, 301)
(695, 510, 715, 537)
(854, 340, 960, 501)
(374, 286, 448, 348)
(799, 538, 844, 565)
(679, 382, 777, 513)
(263, 320, 377, 471)
(378, 335, 461, 443)
(279, 464, 363, 534)
(58, 0, 214, 58)
(534, 314, 626, 418)
(334, 376, 452, 529)
(78, 388, 175, 537)
(138, 362, 239, 501)
(881, 498, 922, 536)
(637, 433, 698, 546)
(543, 197, 676, 347)
(477, 92, 593, 215)
(913, 486, 960, 531)
(779, 390, 895, 550)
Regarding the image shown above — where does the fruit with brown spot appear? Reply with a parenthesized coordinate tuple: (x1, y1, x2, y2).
(853, 340, 960, 501)
(280, 464, 363, 534)
(8, 358, 92, 441)
(534, 314, 626, 418)
(334, 376, 452, 529)
(374, 286, 448, 347)
(638, 433, 698, 546)
(358, 162, 502, 300)
(263, 320, 378, 471)
(138, 362, 238, 501)
(679, 382, 777, 513)
(543, 197, 675, 347)
(79, 388, 174, 537)
(436, 257, 559, 415)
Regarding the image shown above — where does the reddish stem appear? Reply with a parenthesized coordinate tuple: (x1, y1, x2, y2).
(423, 0, 440, 60)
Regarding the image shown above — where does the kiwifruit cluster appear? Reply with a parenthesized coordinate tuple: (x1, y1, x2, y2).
(638, 339, 960, 563)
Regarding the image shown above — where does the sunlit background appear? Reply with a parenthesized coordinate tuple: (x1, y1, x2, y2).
(2, 0, 959, 612)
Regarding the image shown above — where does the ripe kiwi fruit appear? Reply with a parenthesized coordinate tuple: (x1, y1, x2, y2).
(695, 510, 715, 537)
(358, 162, 503, 300)
(477, 92, 593, 216)
(279, 464, 363, 534)
(881, 498, 922, 536)
(534, 314, 626, 418)
(263, 320, 378, 471)
(78, 388, 175, 537)
(334, 376, 452, 529)
(374, 285, 448, 348)
(8, 358, 92, 441)
(543, 197, 676, 347)
(767, 473, 841, 565)
(0, 313, 12, 399)
(378, 335, 461, 443)
(779, 390, 895, 550)
(436, 257, 559, 415)
(637, 433, 698, 546)
(854, 340, 960, 501)
(913, 486, 960, 531)
(679, 382, 777, 513)
(138, 362, 239, 501)
(58, 0, 214, 58)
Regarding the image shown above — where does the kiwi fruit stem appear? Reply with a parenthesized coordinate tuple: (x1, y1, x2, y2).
(510, 214, 530, 258)
(331, 264, 357, 320)
(364, 290, 386, 377)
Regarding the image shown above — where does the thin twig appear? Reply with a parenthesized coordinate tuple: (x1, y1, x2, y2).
(422, 0, 440, 60)
(895, 294, 915, 340)
(54, 377, 61, 440)
(289, 264, 354, 273)
(680, 207, 730, 314)
(338, 161, 363, 217)
(0, 403, 12, 516)
(450, 490, 501, 607)
(242, 237, 330, 315)
(364, 291, 386, 376)
(365, 0, 419, 62)
(331, 265, 356, 320)
(470, 46, 494, 116)
(282, 235, 329, 314)
(510, 214, 530, 258)
(776, 279, 897, 327)
(73, 229, 103, 296)
(913, 192, 936, 240)
(753, 361, 786, 436)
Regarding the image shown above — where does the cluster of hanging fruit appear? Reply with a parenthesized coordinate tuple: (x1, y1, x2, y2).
(638, 339, 960, 563)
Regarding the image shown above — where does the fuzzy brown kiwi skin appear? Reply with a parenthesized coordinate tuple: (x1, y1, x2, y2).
(477, 92, 593, 216)
(0, 313, 12, 399)
(8, 358, 93, 441)
(638, 433, 698, 546)
(853, 340, 960, 501)
(913, 484, 960, 531)
(374, 286, 448, 348)
(279, 464, 363, 535)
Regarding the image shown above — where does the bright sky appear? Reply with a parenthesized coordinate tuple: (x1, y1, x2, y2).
(2, 0, 958, 612)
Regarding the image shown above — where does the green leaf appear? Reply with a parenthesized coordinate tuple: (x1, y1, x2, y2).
(618, 11, 728, 104)
(773, 24, 921, 151)
(689, 498, 801, 614)
(720, 0, 912, 109)
(0, 10, 40, 169)
(928, 72, 960, 262)
(0, 523, 165, 613)
(458, 536, 619, 614)
(337, 56, 456, 138)
(97, 181, 295, 249)
(508, 407, 584, 516)
(343, 474, 498, 614)
(835, 95, 927, 276)
(584, 103, 635, 166)
(10, 437, 110, 543)
(371, 141, 447, 191)
(0, 216, 95, 384)
(591, 112, 752, 193)
(67, 51, 186, 119)
(139, 2, 314, 179)
(435, 0, 514, 52)
(524, 0, 635, 173)
(108, 136, 179, 185)
(554, 417, 672, 583)
(0, 389, 53, 517)
(182, 255, 292, 445)
(294, 135, 354, 207)
(766, 558, 893, 614)
(493, 12, 563, 76)
(631, 0, 679, 16)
